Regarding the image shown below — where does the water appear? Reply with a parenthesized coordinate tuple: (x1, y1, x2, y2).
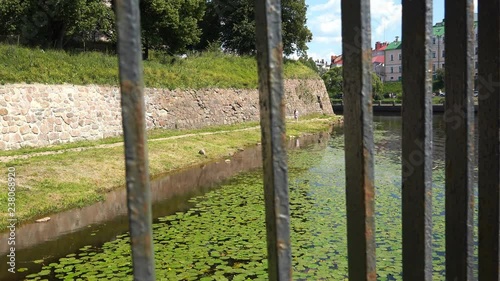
(1, 116, 479, 280)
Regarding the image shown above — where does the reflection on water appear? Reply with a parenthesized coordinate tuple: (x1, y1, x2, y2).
(0, 132, 331, 281)
(2, 115, 482, 281)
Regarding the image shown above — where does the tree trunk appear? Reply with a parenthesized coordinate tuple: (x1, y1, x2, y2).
(143, 41, 149, 60)
(50, 21, 66, 49)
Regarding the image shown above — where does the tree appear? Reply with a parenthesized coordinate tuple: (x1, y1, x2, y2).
(281, 0, 312, 57)
(0, 0, 114, 49)
(140, 0, 205, 59)
(321, 66, 384, 99)
(197, 0, 312, 56)
(298, 56, 319, 73)
(372, 72, 384, 99)
(433, 68, 445, 92)
(0, 0, 25, 36)
(322, 67, 343, 98)
(193, 1, 222, 51)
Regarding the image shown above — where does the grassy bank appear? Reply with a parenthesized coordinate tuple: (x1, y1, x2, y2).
(0, 44, 318, 89)
(0, 114, 340, 231)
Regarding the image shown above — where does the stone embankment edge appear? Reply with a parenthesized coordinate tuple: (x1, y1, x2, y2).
(0, 79, 333, 150)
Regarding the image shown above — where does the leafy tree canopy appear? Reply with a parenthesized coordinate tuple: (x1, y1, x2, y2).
(322, 66, 384, 99)
(433, 68, 445, 92)
(140, 0, 205, 59)
(197, 0, 312, 56)
(0, 0, 114, 49)
(297, 56, 319, 73)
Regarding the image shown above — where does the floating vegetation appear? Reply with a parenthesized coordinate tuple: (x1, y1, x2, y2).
(24, 127, 468, 281)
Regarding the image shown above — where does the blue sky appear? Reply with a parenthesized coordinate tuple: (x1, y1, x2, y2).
(303, 0, 478, 62)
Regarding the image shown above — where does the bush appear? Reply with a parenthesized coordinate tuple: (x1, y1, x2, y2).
(383, 81, 402, 94)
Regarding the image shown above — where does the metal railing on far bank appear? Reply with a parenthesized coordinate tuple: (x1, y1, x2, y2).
(114, 0, 500, 280)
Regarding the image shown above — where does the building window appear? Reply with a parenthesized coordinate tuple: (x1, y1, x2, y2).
(390, 67, 394, 73)
(398, 76, 402, 81)
(390, 54, 394, 61)
(442, 50, 445, 57)
(442, 63, 445, 68)
(475, 47, 478, 55)
(399, 66, 402, 73)
(399, 54, 402, 60)
(391, 77, 394, 80)
(432, 52, 436, 58)
(433, 64, 436, 72)
(475, 61, 478, 69)
(433, 37, 436, 44)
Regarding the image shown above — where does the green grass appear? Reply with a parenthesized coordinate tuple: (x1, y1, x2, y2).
(0, 44, 319, 89)
(0, 114, 340, 231)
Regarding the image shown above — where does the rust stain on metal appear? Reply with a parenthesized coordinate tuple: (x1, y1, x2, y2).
(277, 239, 288, 251)
(122, 80, 134, 93)
(362, 48, 372, 61)
(273, 44, 284, 63)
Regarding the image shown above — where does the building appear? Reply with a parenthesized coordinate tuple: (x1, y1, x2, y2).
(430, 15, 479, 78)
(431, 21, 445, 74)
(315, 59, 330, 70)
(384, 37, 402, 82)
(386, 15, 478, 82)
(330, 55, 343, 68)
(372, 41, 388, 80)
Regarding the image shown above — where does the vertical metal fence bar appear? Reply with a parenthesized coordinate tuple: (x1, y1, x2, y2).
(401, 0, 433, 280)
(341, 1, 376, 280)
(254, 0, 291, 280)
(444, 0, 475, 280)
(115, 0, 156, 280)
(478, 0, 500, 279)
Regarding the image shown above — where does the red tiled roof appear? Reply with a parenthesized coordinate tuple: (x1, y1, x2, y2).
(331, 55, 343, 65)
(372, 56, 384, 64)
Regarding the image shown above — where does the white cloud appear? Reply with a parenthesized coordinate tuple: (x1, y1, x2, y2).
(306, 0, 403, 60)
(309, 0, 340, 13)
(370, 0, 402, 41)
(315, 36, 342, 44)
(314, 15, 342, 34)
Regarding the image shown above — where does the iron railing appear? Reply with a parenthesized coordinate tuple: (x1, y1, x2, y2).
(115, 0, 500, 280)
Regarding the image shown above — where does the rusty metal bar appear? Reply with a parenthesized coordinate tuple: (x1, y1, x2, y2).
(341, 1, 376, 280)
(115, 0, 156, 280)
(444, 0, 475, 280)
(254, 0, 291, 280)
(478, 0, 500, 279)
(401, 0, 433, 280)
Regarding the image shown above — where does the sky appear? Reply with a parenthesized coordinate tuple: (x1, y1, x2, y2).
(304, 0, 478, 62)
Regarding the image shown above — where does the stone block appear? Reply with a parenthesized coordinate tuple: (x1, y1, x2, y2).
(22, 134, 36, 141)
(40, 123, 51, 134)
(48, 132, 59, 141)
(10, 133, 22, 143)
(60, 132, 71, 140)
(19, 125, 31, 135)
(70, 130, 80, 137)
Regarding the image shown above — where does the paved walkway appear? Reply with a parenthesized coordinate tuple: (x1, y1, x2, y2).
(0, 126, 261, 163)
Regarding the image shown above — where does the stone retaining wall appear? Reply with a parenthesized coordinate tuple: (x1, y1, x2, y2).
(0, 79, 332, 150)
